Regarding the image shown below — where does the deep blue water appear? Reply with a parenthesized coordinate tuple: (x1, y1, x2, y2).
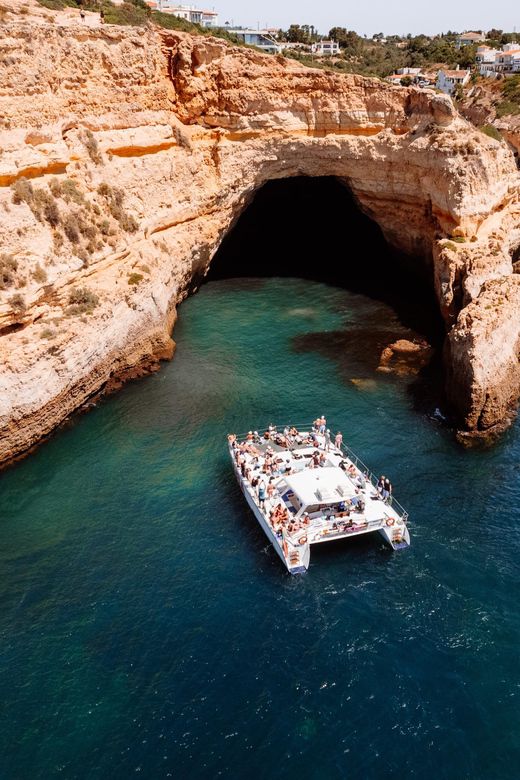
(0, 278, 519, 779)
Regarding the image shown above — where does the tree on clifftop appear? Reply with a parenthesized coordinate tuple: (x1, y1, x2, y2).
(328, 28, 363, 54)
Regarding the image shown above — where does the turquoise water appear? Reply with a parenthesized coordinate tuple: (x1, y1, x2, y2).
(1, 277, 519, 779)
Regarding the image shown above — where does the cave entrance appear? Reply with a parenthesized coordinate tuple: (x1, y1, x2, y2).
(207, 176, 444, 345)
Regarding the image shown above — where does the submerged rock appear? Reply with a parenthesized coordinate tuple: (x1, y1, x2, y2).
(350, 378, 378, 390)
(378, 339, 433, 376)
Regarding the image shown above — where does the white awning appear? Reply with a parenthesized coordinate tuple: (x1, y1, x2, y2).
(283, 467, 356, 507)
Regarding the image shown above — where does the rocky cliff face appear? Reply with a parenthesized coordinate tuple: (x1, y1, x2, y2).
(0, 8, 519, 464)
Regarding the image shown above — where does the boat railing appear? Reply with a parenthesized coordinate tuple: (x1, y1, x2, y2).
(231, 424, 409, 523)
(337, 441, 409, 523)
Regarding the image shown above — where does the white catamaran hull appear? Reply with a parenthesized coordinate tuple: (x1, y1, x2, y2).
(228, 427, 410, 574)
(230, 444, 310, 573)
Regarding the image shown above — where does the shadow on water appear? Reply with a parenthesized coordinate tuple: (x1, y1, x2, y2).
(207, 176, 448, 417)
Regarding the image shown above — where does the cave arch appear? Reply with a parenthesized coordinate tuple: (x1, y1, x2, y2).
(207, 176, 445, 345)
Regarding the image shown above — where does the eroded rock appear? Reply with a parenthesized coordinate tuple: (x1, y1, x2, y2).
(0, 14, 519, 464)
(378, 339, 433, 376)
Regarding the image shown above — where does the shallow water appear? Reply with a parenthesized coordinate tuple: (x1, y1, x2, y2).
(0, 278, 519, 779)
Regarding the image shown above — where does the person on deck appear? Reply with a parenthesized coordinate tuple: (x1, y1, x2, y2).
(334, 431, 343, 450)
(382, 477, 392, 503)
(258, 479, 267, 510)
(324, 429, 331, 451)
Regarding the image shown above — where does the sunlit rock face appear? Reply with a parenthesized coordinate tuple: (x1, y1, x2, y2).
(0, 12, 519, 463)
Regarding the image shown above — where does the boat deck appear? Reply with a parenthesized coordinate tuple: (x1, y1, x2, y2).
(230, 427, 409, 567)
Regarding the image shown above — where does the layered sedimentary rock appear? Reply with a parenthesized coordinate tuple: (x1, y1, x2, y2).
(0, 8, 519, 464)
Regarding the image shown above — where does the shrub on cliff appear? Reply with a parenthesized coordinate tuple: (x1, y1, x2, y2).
(83, 130, 103, 165)
(0, 254, 18, 290)
(127, 272, 143, 286)
(8, 294, 26, 313)
(63, 214, 81, 244)
(34, 190, 61, 227)
(32, 264, 48, 284)
(11, 179, 61, 226)
(97, 183, 139, 233)
(67, 286, 99, 315)
(11, 178, 34, 206)
(50, 178, 85, 206)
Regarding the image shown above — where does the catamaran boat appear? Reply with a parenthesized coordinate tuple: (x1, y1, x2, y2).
(228, 423, 410, 574)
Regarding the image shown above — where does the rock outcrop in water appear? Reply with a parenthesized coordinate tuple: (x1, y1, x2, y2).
(0, 3, 519, 463)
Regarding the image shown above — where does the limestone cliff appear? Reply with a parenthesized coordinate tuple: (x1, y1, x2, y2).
(0, 6, 519, 464)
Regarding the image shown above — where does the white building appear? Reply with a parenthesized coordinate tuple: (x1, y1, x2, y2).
(456, 31, 486, 47)
(148, 2, 219, 26)
(497, 43, 520, 72)
(396, 67, 422, 76)
(225, 29, 282, 54)
(311, 40, 340, 56)
(436, 68, 471, 95)
(475, 43, 520, 76)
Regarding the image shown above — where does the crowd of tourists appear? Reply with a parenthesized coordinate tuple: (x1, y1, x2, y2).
(228, 418, 394, 546)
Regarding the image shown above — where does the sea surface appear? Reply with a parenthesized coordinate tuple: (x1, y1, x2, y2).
(0, 277, 519, 779)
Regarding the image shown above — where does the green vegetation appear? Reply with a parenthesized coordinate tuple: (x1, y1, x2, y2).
(36, 0, 91, 9)
(102, 0, 149, 26)
(281, 29, 491, 78)
(67, 286, 99, 315)
(40, 328, 56, 340)
(496, 75, 520, 117)
(63, 213, 81, 244)
(479, 124, 503, 142)
(35, 0, 249, 43)
(151, 10, 245, 44)
(49, 178, 85, 206)
(31, 1, 520, 83)
(97, 183, 138, 233)
(11, 179, 61, 226)
(127, 272, 143, 285)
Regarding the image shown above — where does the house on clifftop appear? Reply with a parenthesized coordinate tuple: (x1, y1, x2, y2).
(146, 2, 219, 26)
(456, 31, 486, 47)
(436, 68, 471, 95)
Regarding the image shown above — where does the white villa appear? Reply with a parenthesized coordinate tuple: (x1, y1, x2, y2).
(145, 2, 219, 26)
(226, 28, 282, 54)
(386, 68, 435, 87)
(436, 68, 471, 95)
(311, 40, 340, 56)
(476, 43, 520, 76)
(457, 31, 486, 47)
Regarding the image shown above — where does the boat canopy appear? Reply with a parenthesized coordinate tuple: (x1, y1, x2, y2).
(282, 467, 357, 508)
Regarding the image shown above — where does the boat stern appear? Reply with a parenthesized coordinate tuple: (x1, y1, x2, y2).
(378, 520, 410, 550)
